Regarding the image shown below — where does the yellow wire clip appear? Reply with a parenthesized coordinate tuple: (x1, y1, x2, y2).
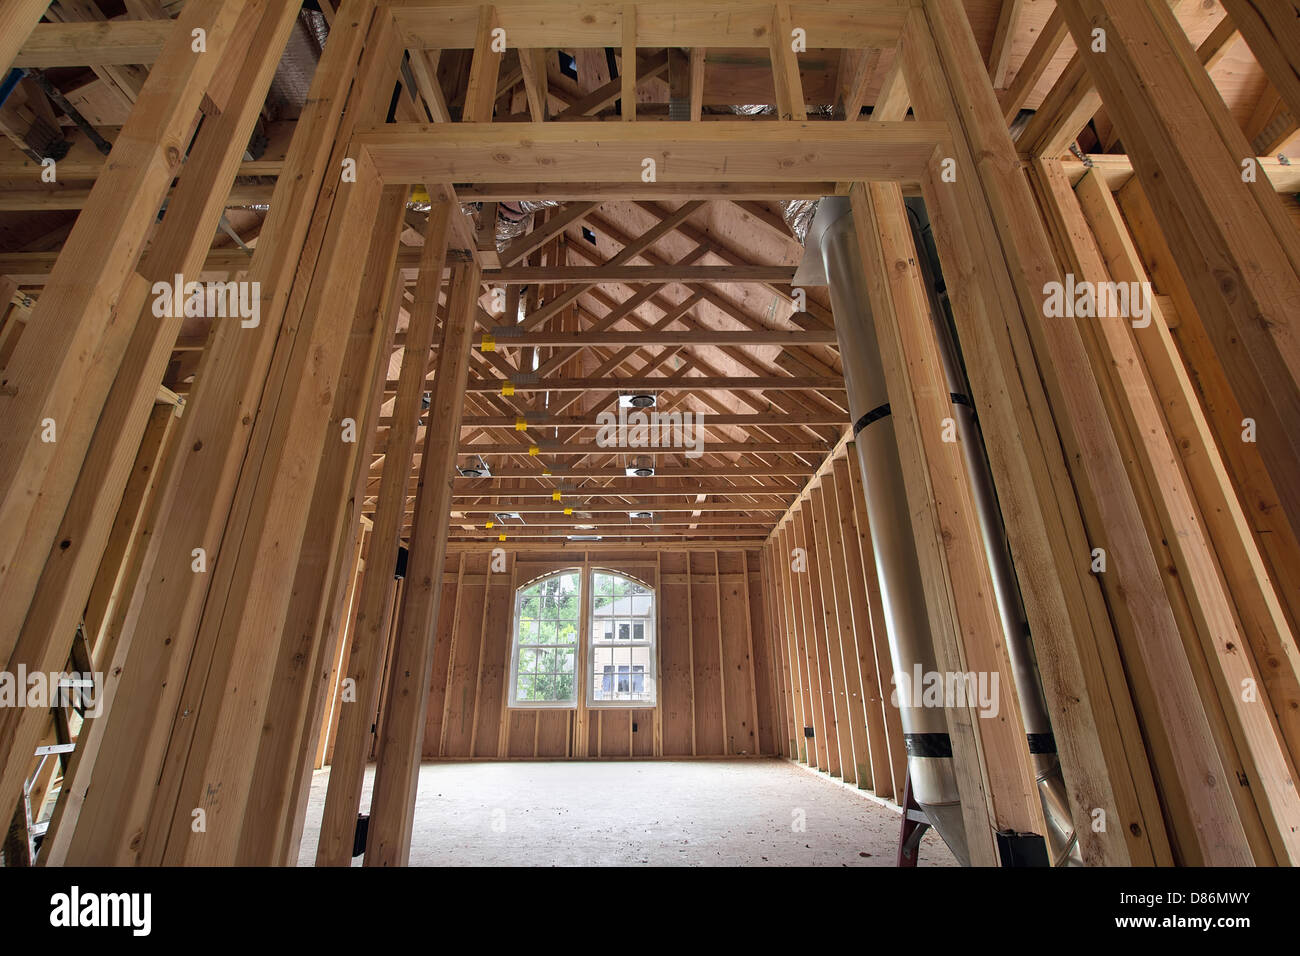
(480, 334, 496, 352)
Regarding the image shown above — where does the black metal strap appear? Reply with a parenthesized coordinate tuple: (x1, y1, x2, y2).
(904, 732, 952, 758)
(1026, 732, 1057, 755)
(853, 402, 892, 437)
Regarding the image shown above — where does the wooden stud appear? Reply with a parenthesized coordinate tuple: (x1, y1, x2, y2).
(1034, 158, 1300, 862)
(367, 261, 483, 865)
(621, 5, 636, 121)
(462, 5, 503, 122)
(831, 455, 893, 796)
(852, 177, 1044, 859)
(7, 0, 310, 862)
(770, 2, 807, 122)
(317, 191, 458, 866)
(1059, 0, 1300, 561)
(689, 47, 706, 121)
(0, 0, 58, 76)
(987, 0, 1023, 89)
(998, 5, 1068, 123)
(901, 0, 1174, 865)
(517, 47, 548, 121)
(809, 483, 862, 784)
(236, 186, 410, 866)
(0, 0, 250, 667)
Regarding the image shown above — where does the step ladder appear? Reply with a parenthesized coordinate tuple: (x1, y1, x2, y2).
(896, 769, 931, 867)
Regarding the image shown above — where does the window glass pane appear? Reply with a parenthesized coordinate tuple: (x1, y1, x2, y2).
(511, 571, 580, 706)
(587, 571, 655, 705)
(514, 570, 655, 707)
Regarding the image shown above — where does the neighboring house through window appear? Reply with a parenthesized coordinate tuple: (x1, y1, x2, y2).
(508, 568, 656, 708)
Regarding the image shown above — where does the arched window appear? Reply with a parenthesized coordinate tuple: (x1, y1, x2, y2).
(589, 570, 656, 706)
(507, 569, 657, 708)
(508, 570, 581, 707)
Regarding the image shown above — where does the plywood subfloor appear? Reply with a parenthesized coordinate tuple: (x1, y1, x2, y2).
(297, 758, 958, 867)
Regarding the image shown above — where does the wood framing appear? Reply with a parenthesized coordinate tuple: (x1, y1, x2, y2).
(5, 0, 1299, 876)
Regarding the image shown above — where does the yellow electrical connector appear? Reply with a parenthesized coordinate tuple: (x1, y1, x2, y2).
(529, 445, 539, 456)
(501, 383, 515, 396)
(515, 417, 527, 431)
(552, 491, 562, 502)
(564, 507, 573, 515)
(498, 534, 507, 542)
(480, 334, 496, 352)
(485, 520, 494, 529)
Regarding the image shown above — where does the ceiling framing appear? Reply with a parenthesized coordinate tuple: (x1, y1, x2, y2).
(1, 0, 1296, 553)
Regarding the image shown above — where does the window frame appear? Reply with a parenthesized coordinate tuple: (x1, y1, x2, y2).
(506, 569, 584, 709)
(505, 567, 659, 711)
(586, 568, 658, 709)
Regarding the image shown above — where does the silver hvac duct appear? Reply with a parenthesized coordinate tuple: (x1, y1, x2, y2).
(801, 196, 1082, 866)
(903, 198, 1081, 866)
(800, 198, 969, 865)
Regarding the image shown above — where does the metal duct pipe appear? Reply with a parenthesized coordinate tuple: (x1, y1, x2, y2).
(904, 198, 1081, 866)
(801, 198, 969, 865)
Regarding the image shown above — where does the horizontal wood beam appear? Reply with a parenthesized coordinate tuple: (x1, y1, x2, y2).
(458, 441, 830, 455)
(456, 375, 844, 393)
(445, 465, 813, 477)
(407, 500, 792, 513)
(356, 121, 948, 184)
(456, 412, 845, 427)
(450, 483, 797, 497)
(455, 182, 843, 200)
(455, 516, 775, 527)
(1060, 154, 1300, 194)
(478, 329, 838, 347)
(389, 1, 907, 50)
(445, 538, 767, 551)
(15, 20, 174, 67)
(482, 264, 797, 284)
(0, 181, 275, 212)
(451, 528, 771, 539)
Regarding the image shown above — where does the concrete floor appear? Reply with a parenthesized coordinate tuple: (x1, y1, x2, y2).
(297, 758, 958, 866)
